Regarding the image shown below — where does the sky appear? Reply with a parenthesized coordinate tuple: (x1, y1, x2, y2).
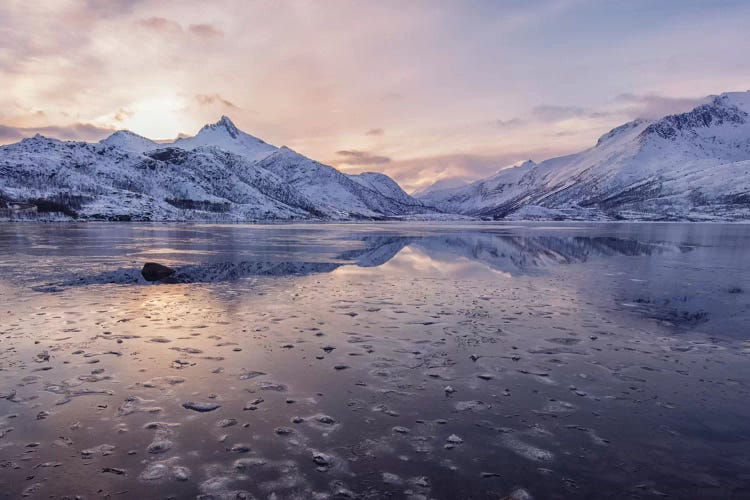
(1, 0, 749, 192)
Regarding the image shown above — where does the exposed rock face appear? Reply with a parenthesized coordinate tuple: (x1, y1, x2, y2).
(141, 263, 176, 282)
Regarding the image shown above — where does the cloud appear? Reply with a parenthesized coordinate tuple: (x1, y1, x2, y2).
(552, 130, 580, 137)
(137, 16, 182, 33)
(0, 123, 115, 144)
(531, 105, 589, 121)
(496, 93, 705, 134)
(136, 18, 223, 38)
(114, 108, 134, 122)
(1, 0, 746, 191)
(334, 150, 391, 165)
(500, 105, 614, 128)
(615, 93, 707, 119)
(495, 118, 525, 129)
(195, 94, 237, 108)
(84, 0, 146, 17)
(188, 24, 223, 38)
(365, 128, 384, 136)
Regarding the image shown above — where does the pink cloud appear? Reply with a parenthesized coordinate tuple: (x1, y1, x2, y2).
(188, 23, 223, 38)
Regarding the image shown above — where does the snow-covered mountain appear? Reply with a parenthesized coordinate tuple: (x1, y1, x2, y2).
(411, 177, 470, 198)
(255, 148, 426, 219)
(100, 130, 159, 154)
(0, 116, 430, 221)
(418, 91, 750, 221)
(170, 116, 278, 161)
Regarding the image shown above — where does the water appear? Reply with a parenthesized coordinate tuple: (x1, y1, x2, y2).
(0, 222, 749, 499)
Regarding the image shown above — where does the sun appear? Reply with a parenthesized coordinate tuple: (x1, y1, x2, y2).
(114, 94, 187, 140)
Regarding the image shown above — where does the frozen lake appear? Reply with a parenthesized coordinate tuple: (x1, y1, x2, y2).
(0, 222, 749, 499)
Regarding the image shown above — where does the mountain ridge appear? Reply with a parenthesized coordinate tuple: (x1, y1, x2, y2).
(417, 91, 750, 221)
(4, 91, 750, 222)
(0, 116, 432, 221)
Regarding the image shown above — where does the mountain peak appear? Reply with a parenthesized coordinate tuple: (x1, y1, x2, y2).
(596, 119, 648, 147)
(712, 90, 750, 111)
(200, 115, 240, 139)
(168, 115, 275, 161)
(217, 115, 237, 129)
(106, 129, 149, 140)
(20, 133, 57, 145)
(100, 129, 157, 153)
(640, 95, 748, 141)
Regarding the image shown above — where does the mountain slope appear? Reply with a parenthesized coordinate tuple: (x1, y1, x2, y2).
(257, 147, 428, 218)
(0, 117, 430, 221)
(0, 136, 314, 220)
(418, 91, 750, 220)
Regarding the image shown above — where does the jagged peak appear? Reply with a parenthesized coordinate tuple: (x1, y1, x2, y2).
(19, 133, 59, 144)
(199, 115, 240, 139)
(217, 115, 237, 130)
(711, 90, 750, 109)
(639, 96, 748, 141)
(595, 92, 750, 146)
(166, 115, 276, 161)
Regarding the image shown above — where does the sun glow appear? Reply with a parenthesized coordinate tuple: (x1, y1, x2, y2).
(114, 95, 187, 140)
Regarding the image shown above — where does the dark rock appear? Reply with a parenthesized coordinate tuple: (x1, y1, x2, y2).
(229, 443, 252, 453)
(182, 401, 221, 412)
(141, 262, 176, 282)
(102, 467, 126, 475)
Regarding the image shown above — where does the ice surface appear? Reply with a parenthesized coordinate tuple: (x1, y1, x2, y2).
(0, 222, 749, 498)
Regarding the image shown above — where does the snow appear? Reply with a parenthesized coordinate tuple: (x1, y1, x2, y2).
(411, 177, 471, 197)
(347, 171, 416, 205)
(418, 90, 750, 221)
(170, 116, 277, 162)
(0, 116, 433, 221)
(256, 147, 428, 218)
(5, 90, 750, 223)
(100, 130, 158, 154)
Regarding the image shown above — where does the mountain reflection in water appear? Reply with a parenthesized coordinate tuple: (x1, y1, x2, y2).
(35, 233, 688, 288)
(17, 224, 745, 339)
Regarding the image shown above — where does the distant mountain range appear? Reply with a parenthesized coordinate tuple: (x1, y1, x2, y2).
(417, 91, 750, 221)
(0, 116, 430, 221)
(2, 91, 750, 221)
